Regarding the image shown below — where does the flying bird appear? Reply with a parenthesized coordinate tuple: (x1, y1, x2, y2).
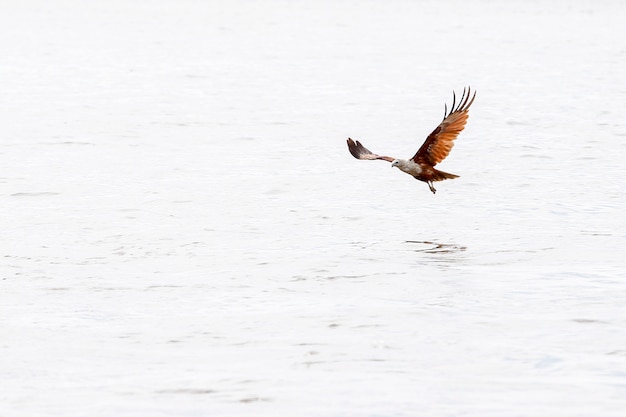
(347, 87, 476, 194)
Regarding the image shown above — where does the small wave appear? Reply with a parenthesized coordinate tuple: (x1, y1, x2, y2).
(10, 192, 60, 197)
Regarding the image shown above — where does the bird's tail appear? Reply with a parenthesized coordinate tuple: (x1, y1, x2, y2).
(432, 169, 459, 182)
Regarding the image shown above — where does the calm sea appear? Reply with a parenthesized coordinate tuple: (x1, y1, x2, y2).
(2, 1, 625, 416)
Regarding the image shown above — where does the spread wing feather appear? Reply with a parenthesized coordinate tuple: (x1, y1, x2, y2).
(347, 138, 395, 163)
(411, 87, 476, 166)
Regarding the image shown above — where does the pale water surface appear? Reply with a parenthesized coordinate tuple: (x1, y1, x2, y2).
(2, 1, 626, 416)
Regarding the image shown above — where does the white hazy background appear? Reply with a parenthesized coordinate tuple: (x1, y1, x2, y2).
(2, 1, 626, 416)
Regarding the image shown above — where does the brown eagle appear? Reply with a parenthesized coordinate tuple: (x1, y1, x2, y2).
(347, 87, 476, 194)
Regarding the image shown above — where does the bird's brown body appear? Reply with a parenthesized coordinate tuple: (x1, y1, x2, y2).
(347, 87, 475, 194)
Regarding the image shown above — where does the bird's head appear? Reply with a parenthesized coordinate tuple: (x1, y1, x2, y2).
(391, 159, 400, 168)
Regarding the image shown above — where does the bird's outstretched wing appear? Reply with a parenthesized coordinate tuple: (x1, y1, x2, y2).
(347, 138, 395, 162)
(411, 87, 476, 166)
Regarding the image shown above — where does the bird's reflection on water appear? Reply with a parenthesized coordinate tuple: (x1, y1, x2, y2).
(405, 240, 467, 254)
(404, 240, 468, 268)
